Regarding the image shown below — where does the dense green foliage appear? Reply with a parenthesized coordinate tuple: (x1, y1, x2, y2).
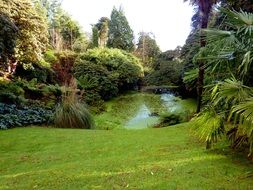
(0, 14, 18, 65)
(0, 103, 53, 129)
(187, 8, 253, 156)
(0, 0, 48, 62)
(0, 78, 59, 128)
(145, 49, 183, 86)
(74, 48, 143, 104)
(157, 113, 185, 127)
(146, 61, 183, 86)
(0, 79, 61, 107)
(107, 7, 134, 51)
(15, 62, 56, 83)
(135, 32, 161, 69)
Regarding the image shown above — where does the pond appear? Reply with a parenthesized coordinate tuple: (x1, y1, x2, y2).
(94, 92, 196, 130)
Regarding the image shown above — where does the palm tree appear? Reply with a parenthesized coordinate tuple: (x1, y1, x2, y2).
(191, 9, 253, 155)
(184, 0, 217, 113)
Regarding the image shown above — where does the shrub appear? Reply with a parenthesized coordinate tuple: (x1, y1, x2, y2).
(74, 48, 143, 104)
(53, 51, 77, 85)
(54, 101, 94, 129)
(43, 50, 58, 63)
(0, 79, 61, 108)
(15, 79, 61, 104)
(74, 60, 119, 100)
(0, 80, 26, 104)
(156, 112, 185, 127)
(79, 48, 143, 88)
(0, 103, 53, 129)
(54, 83, 94, 129)
(15, 62, 56, 84)
(145, 60, 183, 86)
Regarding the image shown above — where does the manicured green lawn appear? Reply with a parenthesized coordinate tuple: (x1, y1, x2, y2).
(0, 124, 253, 190)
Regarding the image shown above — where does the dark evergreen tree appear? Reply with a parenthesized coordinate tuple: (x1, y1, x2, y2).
(107, 7, 134, 51)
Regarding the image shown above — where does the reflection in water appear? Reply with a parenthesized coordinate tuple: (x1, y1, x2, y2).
(160, 94, 181, 112)
(125, 104, 160, 129)
(128, 104, 151, 121)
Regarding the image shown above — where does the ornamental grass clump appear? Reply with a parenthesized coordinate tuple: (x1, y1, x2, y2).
(54, 80, 94, 129)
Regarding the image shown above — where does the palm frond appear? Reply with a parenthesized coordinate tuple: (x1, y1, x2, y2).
(211, 78, 252, 106)
(203, 28, 237, 47)
(183, 68, 198, 84)
(229, 98, 253, 155)
(239, 51, 253, 77)
(190, 108, 224, 148)
(222, 8, 253, 31)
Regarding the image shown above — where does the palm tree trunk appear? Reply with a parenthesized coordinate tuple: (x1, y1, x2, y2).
(196, 0, 210, 113)
(206, 140, 212, 149)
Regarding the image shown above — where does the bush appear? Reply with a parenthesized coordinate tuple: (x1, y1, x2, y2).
(15, 62, 56, 84)
(79, 48, 143, 88)
(54, 84, 94, 129)
(190, 109, 224, 149)
(74, 48, 143, 104)
(0, 103, 53, 129)
(74, 60, 119, 100)
(0, 80, 26, 104)
(0, 79, 61, 108)
(156, 112, 185, 127)
(52, 51, 77, 85)
(43, 49, 58, 63)
(54, 101, 94, 129)
(145, 60, 183, 86)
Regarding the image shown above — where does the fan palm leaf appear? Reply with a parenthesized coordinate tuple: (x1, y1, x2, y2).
(191, 108, 224, 149)
(229, 98, 253, 155)
(211, 78, 252, 106)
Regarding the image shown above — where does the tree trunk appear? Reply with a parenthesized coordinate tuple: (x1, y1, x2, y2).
(196, 63, 204, 113)
(206, 140, 212, 149)
(196, 1, 209, 113)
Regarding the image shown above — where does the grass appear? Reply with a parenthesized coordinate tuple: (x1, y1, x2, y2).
(1, 124, 253, 189)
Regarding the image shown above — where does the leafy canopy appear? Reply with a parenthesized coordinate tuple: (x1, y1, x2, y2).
(0, 0, 49, 62)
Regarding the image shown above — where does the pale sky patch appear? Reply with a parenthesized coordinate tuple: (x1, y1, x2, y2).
(62, 0, 194, 51)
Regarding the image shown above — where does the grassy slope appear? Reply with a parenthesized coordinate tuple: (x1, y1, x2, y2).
(0, 125, 253, 190)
